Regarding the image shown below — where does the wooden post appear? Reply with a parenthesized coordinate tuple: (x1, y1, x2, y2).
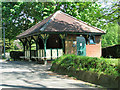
(39, 34, 49, 58)
(59, 34, 66, 54)
(19, 39, 26, 56)
(32, 36, 39, 57)
(42, 49, 43, 57)
(51, 48, 52, 60)
(44, 39, 47, 57)
(26, 42, 29, 58)
(26, 37, 32, 60)
(36, 42, 38, 57)
(23, 44, 25, 56)
(62, 39, 65, 54)
(29, 42, 31, 60)
(57, 48, 58, 58)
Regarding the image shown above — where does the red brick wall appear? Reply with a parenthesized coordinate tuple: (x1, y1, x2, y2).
(65, 34, 101, 58)
(86, 44, 101, 58)
(86, 36, 101, 58)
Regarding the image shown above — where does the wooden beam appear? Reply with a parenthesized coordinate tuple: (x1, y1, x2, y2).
(33, 36, 38, 41)
(59, 34, 66, 54)
(51, 48, 52, 60)
(57, 48, 58, 58)
(31, 36, 39, 57)
(25, 37, 32, 60)
(44, 39, 47, 57)
(17, 31, 105, 39)
(19, 39, 26, 56)
(36, 42, 38, 57)
(39, 34, 49, 58)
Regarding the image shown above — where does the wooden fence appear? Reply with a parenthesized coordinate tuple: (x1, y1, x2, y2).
(102, 45, 120, 58)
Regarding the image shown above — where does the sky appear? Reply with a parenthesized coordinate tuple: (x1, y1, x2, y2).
(98, 0, 118, 8)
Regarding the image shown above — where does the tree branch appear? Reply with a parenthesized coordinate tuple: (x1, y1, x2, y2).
(106, 16, 120, 23)
(98, 10, 118, 19)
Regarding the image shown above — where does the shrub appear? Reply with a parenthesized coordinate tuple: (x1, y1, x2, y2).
(10, 51, 24, 60)
(52, 54, 120, 77)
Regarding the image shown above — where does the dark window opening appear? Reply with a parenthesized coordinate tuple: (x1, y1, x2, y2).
(89, 36, 96, 44)
(38, 38, 44, 49)
(47, 34, 62, 49)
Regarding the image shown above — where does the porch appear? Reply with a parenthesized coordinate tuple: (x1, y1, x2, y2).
(17, 10, 105, 59)
(25, 48, 63, 60)
(19, 34, 65, 62)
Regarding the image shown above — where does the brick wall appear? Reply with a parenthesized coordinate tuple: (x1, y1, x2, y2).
(86, 36, 101, 58)
(65, 34, 101, 58)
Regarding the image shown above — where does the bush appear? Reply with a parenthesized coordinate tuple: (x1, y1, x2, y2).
(52, 54, 120, 77)
(10, 51, 24, 60)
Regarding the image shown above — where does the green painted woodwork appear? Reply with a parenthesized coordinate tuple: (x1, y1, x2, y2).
(18, 31, 104, 39)
(20, 34, 65, 59)
(59, 34, 66, 54)
(76, 36, 86, 56)
(29, 42, 31, 59)
(42, 50, 43, 57)
(32, 36, 39, 57)
(44, 39, 47, 57)
(59, 34, 66, 39)
(62, 39, 65, 53)
(19, 39, 26, 55)
(39, 34, 49, 57)
(57, 48, 58, 58)
(36, 42, 38, 57)
(25, 37, 32, 59)
(23, 45, 25, 56)
(51, 48, 52, 60)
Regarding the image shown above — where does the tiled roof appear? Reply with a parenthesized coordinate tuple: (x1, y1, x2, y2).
(16, 10, 105, 39)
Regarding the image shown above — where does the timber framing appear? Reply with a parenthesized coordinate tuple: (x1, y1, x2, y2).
(17, 10, 106, 60)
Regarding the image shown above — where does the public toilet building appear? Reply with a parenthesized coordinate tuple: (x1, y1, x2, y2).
(16, 10, 105, 61)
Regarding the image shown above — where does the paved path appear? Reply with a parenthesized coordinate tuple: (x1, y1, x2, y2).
(0, 60, 98, 89)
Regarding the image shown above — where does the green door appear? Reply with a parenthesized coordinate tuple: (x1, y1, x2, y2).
(76, 36, 86, 56)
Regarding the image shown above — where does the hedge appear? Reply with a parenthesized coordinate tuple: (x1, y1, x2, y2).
(51, 54, 120, 88)
(10, 51, 24, 60)
(52, 54, 119, 78)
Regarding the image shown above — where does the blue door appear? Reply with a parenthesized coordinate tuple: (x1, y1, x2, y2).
(76, 36, 86, 56)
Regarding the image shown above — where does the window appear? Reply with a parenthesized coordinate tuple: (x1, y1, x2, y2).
(72, 41, 76, 47)
(88, 36, 96, 44)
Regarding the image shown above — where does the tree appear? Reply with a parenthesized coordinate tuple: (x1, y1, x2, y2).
(97, 1, 119, 24)
(2, 2, 104, 40)
(99, 1, 120, 47)
(2, 1, 119, 48)
(102, 22, 119, 47)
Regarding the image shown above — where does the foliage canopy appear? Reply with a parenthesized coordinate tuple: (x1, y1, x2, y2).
(2, 1, 119, 47)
